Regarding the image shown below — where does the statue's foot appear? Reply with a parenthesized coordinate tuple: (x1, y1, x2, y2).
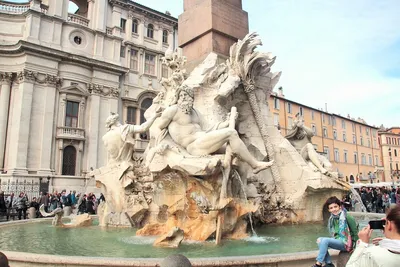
(253, 160, 274, 174)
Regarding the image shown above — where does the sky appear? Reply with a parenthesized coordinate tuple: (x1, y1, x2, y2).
(10, 0, 400, 127)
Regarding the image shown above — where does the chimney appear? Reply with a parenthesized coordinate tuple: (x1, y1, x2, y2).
(278, 86, 284, 97)
(325, 103, 328, 112)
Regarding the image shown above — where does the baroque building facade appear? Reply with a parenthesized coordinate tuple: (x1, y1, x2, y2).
(269, 88, 385, 184)
(0, 0, 177, 194)
(378, 127, 400, 184)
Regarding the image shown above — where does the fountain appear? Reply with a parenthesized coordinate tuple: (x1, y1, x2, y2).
(0, 32, 351, 267)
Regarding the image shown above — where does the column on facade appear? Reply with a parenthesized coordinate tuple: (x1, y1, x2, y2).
(38, 76, 59, 175)
(7, 71, 35, 175)
(87, 93, 101, 170)
(87, 0, 95, 28)
(55, 93, 66, 175)
(93, 0, 107, 32)
(157, 24, 163, 51)
(127, 11, 134, 42)
(47, 0, 69, 20)
(0, 72, 12, 171)
(139, 20, 145, 43)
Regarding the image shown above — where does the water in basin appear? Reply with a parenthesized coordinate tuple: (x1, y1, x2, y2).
(0, 219, 382, 258)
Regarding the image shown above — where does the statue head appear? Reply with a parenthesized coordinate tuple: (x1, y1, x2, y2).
(176, 84, 194, 100)
(105, 112, 120, 129)
(175, 85, 194, 114)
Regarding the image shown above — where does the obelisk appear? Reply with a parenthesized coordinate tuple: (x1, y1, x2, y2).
(178, 0, 249, 71)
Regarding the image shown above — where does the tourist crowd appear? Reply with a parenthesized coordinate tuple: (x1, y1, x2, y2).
(0, 189, 106, 220)
(343, 186, 400, 213)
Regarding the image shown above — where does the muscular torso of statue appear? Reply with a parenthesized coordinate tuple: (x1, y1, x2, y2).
(103, 127, 125, 160)
(167, 106, 206, 148)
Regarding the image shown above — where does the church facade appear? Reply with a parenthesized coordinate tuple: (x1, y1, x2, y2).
(0, 0, 177, 194)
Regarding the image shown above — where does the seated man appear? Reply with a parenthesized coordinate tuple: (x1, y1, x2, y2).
(156, 85, 273, 174)
(285, 114, 331, 175)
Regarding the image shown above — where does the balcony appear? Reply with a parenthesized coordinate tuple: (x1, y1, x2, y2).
(67, 13, 89, 27)
(57, 127, 85, 140)
(0, 0, 29, 14)
(0, 0, 47, 14)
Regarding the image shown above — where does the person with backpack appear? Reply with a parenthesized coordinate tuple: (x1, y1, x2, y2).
(311, 196, 359, 267)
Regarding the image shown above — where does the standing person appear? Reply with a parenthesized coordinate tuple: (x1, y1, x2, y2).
(382, 190, 391, 213)
(14, 192, 28, 220)
(396, 188, 400, 206)
(5, 193, 14, 220)
(50, 192, 59, 211)
(38, 192, 49, 214)
(77, 194, 87, 214)
(71, 190, 77, 206)
(390, 188, 396, 205)
(312, 196, 359, 267)
(346, 205, 400, 266)
(29, 197, 40, 218)
(86, 193, 95, 214)
(0, 191, 6, 213)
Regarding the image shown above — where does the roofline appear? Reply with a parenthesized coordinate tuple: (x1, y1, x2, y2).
(271, 94, 379, 129)
(110, 0, 178, 26)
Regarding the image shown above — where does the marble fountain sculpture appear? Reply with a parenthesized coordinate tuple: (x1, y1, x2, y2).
(87, 32, 349, 247)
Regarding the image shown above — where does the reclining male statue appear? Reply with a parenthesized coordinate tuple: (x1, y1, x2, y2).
(155, 85, 273, 174)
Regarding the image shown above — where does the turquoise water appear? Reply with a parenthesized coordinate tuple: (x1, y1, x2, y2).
(0, 220, 382, 258)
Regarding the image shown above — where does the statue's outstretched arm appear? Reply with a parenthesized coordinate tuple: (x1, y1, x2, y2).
(302, 125, 314, 138)
(134, 109, 163, 133)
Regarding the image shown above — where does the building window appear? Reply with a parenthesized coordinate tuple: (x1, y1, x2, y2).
(344, 150, 348, 163)
(287, 102, 292, 113)
(395, 149, 398, 157)
(311, 110, 314, 120)
(333, 130, 337, 140)
(127, 107, 136, 124)
(162, 30, 168, 43)
(274, 97, 280, 109)
(324, 146, 330, 160)
(140, 98, 153, 140)
(132, 19, 138, 34)
(373, 139, 377, 148)
(367, 139, 370, 147)
(162, 64, 169, 78)
(332, 117, 336, 126)
(334, 149, 339, 162)
(62, 145, 76, 176)
(288, 117, 293, 129)
(343, 132, 347, 142)
(322, 114, 325, 123)
(352, 123, 355, 132)
(354, 152, 358, 164)
(130, 49, 138, 70)
(65, 101, 79, 128)
(312, 124, 316, 135)
(368, 154, 372, 166)
(375, 155, 379, 166)
(120, 46, 125, 58)
(361, 153, 366, 165)
(273, 113, 279, 126)
(341, 120, 346, 129)
(144, 53, 156, 75)
(120, 18, 126, 31)
(360, 137, 363, 146)
(359, 125, 362, 133)
(387, 137, 390, 144)
(353, 134, 356, 144)
(147, 24, 154, 38)
(366, 128, 369, 136)
(323, 127, 327, 137)
(299, 107, 303, 116)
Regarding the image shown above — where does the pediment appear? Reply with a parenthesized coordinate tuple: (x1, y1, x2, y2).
(59, 85, 90, 97)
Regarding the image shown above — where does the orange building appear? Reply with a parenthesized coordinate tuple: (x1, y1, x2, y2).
(378, 127, 400, 184)
(268, 88, 384, 183)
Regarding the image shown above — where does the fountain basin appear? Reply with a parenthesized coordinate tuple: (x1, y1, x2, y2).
(0, 212, 380, 267)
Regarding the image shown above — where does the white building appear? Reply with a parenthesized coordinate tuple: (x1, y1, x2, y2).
(0, 0, 177, 195)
